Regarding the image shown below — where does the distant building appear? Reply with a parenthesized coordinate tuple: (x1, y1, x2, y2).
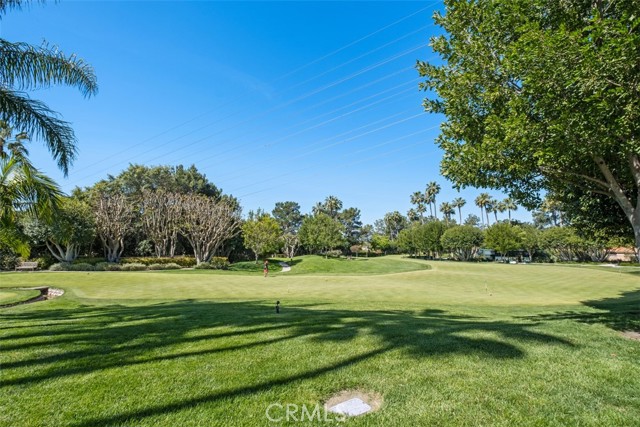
(606, 247, 636, 262)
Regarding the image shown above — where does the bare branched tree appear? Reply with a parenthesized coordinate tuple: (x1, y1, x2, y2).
(178, 194, 241, 264)
(140, 190, 181, 257)
(93, 192, 133, 262)
(282, 232, 299, 261)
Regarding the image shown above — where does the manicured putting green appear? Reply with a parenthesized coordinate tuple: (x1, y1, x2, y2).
(1, 256, 639, 427)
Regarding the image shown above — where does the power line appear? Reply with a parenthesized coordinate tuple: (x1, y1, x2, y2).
(69, 3, 438, 179)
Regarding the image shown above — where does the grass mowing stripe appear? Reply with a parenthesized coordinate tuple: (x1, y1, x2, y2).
(1, 257, 639, 426)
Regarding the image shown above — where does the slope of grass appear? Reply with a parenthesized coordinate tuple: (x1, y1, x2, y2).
(275, 255, 431, 275)
(1, 259, 639, 426)
(0, 288, 40, 305)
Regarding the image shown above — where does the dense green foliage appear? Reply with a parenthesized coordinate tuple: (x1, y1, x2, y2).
(298, 213, 345, 256)
(441, 225, 484, 261)
(397, 220, 447, 257)
(484, 222, 522, 257)
(242, 213, 282, 262)
(22, 197, 95, 262)
(418, 0, 640, 256)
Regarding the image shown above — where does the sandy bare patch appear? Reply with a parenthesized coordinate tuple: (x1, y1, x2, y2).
(621, 331, 640, 341)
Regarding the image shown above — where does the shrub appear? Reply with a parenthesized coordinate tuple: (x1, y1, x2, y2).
(49, 263, 71, 271)
(119, 256, 197, 267)
(120, 263, 147, 271)
(194, 262, 209, 269)
(34, 256, 56, 270)
(69, 263, 96, 271)
(74, 257, 106, 266)
(95, 262, 122, 271)
(325, 249, 343, 258)
(194, 257, 229, 270)
(148, 263, 182, 270)
(0, 251, 20, 271)
(209, 257, 230, 270)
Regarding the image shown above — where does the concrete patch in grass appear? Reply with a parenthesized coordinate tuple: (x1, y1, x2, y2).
(325, 389, 382, 417)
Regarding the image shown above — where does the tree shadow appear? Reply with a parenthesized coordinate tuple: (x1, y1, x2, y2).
(1, 300, 573, 426)
(523, 289, 640, 332)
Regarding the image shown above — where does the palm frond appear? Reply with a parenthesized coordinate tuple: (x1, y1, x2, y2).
(0, 224, 30, 257)
(0, 39, 98, 97)
(0, 153, 62, 225)
(0, 87, 77, 175)
(0, 0, 44, 16)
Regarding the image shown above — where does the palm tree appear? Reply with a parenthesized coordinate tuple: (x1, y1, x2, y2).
(323, 195, 343, 218)
(1, 148, 63, 255)
(439, 202, 455, 224)
(407, 208, 420, 223)
(495, 201, 507, 222)
(503, 197, 517, 223)
(486, 197, 497, 225)
(426, 181, 441, 220)
(0, 25, 98, 175)
(410, 191, 426, 223)
(475, 193, 491, 227)
(452, 197, 466, 224)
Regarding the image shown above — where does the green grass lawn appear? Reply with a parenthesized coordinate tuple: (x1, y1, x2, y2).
(1, 257, 639, 426)
(0, 288, 40, 306)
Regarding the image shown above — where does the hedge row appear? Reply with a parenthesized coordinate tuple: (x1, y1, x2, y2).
(74, 256, 198, 267)
(193, 257, 230, 270)
(49, 262, 184, 271)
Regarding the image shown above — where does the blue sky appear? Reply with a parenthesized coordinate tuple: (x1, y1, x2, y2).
(3, 0, 528, 225)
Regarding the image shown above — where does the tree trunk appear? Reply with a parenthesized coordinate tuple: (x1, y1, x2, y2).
(46, 241, 79, 262)
(593, 155, 640, 262)
(633, 214, 640, 263)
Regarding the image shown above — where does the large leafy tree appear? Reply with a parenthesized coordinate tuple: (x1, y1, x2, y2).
(272, 201, 303, 234)
(418, 0, 640, 258)
(441, 225, 484, 261)
(484, 222, 522, 259)
(97, 164, 221, 199)
(339, 207, 363, 246)
(0, 1, 98, 175)
(23, 197, 95, 262)
(272, 201, 303, 260)
(298, 213, 345, 256)
(377, 211, 408, 240)
(81, 164, 232, 258)
(242, 212, 282, 263)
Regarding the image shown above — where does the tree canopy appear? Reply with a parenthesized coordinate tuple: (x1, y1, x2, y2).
(418, 0, 640, 258)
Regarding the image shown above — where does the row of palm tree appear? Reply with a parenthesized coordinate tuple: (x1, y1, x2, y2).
(409, 185, 518, 226)
(475, 193, 518, 225)
(410, 181, 442, 221)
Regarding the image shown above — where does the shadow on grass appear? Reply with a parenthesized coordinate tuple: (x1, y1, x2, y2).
(1, 301, 573, 426)
(524, 289, 640, 332)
